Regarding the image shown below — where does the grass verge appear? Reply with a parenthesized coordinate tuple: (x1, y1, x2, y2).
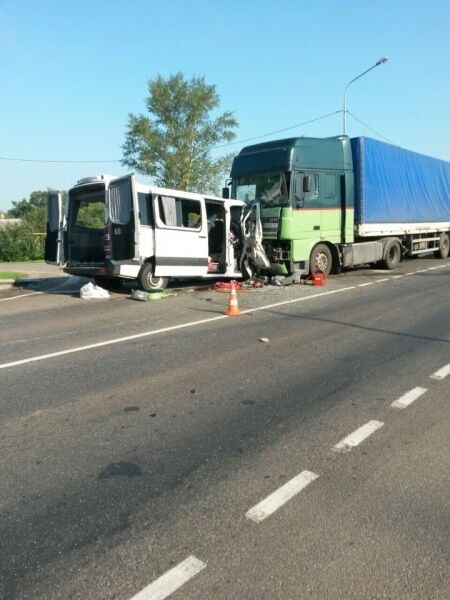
(0, 271, 27, 280)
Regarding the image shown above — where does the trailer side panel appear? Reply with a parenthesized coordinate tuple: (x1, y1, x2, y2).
(351, 137, 450, 225)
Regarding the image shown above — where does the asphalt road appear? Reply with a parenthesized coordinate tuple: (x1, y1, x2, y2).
(0, 257, 449, 599)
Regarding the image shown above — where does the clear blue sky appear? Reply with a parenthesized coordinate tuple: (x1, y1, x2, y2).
(1, 0, 449, 210)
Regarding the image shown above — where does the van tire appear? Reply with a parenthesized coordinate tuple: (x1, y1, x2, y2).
(138, 263, 169, 291)
(382, 239, 402, 270)
(310, 244, 333, 276)
(434, 233, 450, 259)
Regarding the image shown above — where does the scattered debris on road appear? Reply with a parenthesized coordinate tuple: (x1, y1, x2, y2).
(80, 282, 110, 299)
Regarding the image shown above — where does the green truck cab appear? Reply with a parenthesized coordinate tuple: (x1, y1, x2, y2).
(229, 136, 354, 275)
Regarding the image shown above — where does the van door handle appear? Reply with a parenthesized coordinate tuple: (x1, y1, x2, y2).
(199, 235, 207, 239)
(313, 226, 320, 230)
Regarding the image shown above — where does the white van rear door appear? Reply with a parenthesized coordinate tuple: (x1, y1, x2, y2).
(153, 194, 208, 277)
(44, 192, 64, 265)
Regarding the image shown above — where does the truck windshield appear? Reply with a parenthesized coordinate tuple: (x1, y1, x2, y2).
(234, 173, 290, 207)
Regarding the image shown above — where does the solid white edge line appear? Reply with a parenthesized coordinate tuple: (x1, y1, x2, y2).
(246, 470, 319, 523)
(130, 556, 206, 600)
(0, 291, 43, 302)
(2, 260, 448, 369)
(391, 387, 427, 409)
(333, 420, 384, 452)
(430, 364, 450, 380)
(0, 286, 356, 370)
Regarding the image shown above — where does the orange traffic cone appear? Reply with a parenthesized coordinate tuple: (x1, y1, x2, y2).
(225, 281, 241, 316)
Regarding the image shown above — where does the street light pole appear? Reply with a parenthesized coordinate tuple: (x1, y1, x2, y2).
(342, 56, 388, 135)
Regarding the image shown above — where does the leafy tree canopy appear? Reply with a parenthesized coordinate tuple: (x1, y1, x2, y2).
(8, 190, 67, 232)
(122, 73, 238, 194)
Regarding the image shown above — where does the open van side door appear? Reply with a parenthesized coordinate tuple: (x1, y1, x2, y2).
(44, 192, 65, 265)
(153, 194, 208, 277)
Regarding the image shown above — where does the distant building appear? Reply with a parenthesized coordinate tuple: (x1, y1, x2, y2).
(0, 215, 22, 228)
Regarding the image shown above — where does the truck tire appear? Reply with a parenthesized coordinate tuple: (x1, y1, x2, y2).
(310, 244, 333, 276)
(434, 233, 450, 259)
(382, 239, 402, 270)
(138, 263, 169, 291)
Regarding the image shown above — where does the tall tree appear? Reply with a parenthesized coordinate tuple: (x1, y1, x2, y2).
(122, 73, 238, 194)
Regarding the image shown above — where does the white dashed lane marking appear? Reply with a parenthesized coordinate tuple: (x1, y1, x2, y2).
(333, 420, 384, 453)
(246, 470, 319, 523)
(430, 364, 450, 380)
(130, 556, 206, 600)
(391, 387, 428, 409)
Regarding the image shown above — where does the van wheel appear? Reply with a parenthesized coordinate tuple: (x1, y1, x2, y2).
(434, 233, 450, 259)
(310, 244, 332, 276)
(382, 239, 402, 270)
(138, 263, 168, 291)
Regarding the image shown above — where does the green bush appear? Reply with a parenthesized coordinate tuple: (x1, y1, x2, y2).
(0, 223, 44, 261)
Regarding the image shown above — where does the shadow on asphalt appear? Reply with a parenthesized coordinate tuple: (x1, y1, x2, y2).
(16, 276, 233, 298)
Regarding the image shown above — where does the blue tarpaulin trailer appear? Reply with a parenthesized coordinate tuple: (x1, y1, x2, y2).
(351, 137, 450, 229)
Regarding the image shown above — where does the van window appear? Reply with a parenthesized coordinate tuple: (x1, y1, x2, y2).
(75, 201, 104, 229)
(109, 179, 132, 225)
(158, 196, 201, 229)
(138, 192, 153, 226)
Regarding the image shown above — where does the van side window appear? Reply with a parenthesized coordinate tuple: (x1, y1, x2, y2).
(158, 196, 202, 229)
(138, 192, 153, 226)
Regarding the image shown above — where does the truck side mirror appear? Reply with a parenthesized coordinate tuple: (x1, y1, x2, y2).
(222, 187, 230, 199)
(303, 175, 312, 193)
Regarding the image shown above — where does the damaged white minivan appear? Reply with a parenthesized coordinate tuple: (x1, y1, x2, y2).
(45, 174, 245, 290)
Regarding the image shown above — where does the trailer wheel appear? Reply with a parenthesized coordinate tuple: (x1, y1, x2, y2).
(382, 239, 402, 270)
(310, 244, 333, 276)
(138, 263, 168, 291)
(434, 233, 450, 259)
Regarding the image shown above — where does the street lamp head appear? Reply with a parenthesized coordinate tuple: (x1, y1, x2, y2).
(342, 55, 389, 135)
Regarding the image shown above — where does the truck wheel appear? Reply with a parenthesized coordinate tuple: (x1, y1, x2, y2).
(310, 244, 333, 276)
(434, 233, 450, 259)
(138, 263, 169, 291)
(382, 239, 402, 270)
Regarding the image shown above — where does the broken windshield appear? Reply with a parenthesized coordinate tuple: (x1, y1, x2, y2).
(234, 173, 290, 207)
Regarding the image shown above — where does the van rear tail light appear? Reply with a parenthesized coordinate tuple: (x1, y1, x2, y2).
(104, 225, 111, 259)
